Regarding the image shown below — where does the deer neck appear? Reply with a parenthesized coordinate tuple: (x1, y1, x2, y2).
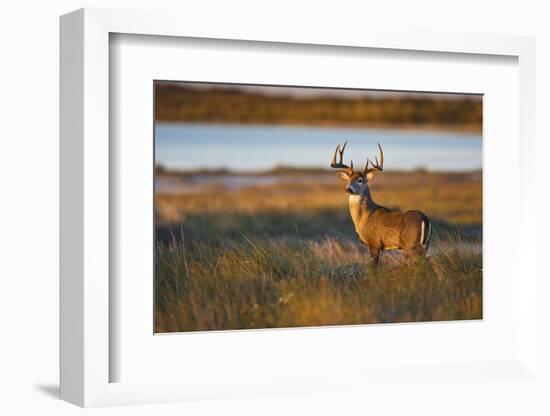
(348, 188, 378, 227)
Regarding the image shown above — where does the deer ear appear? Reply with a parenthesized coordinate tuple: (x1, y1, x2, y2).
(366, 172, 375, 182)
(337, 171, 350, 181)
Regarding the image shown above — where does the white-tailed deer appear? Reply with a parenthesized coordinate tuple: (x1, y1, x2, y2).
(331, 141, 431, 265)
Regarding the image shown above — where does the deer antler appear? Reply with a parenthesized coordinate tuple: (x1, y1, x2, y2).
(364, 143, 384, 175)
(330, 141, 353, 173)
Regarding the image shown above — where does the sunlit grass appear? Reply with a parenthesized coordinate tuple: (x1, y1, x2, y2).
(154, 170, 482, 332)
(156, 171, 482, 227)
(155, 235, 482, 332)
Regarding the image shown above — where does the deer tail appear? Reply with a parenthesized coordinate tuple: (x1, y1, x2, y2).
(420, 216, 432, 249)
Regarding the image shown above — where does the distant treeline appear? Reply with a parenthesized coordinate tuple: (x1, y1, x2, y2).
(155, 83, 482, 130)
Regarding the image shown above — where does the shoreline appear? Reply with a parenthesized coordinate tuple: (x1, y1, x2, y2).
(155, 119, 482, 135)
(156, 167, 483, 178)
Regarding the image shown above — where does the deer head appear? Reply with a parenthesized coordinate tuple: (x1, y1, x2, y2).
(330, 141, 384, 195)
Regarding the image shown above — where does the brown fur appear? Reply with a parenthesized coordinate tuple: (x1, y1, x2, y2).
(335, 158, 431, 265)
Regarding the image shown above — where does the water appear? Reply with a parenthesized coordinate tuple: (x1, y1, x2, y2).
(155, 122, 482, 172)
(155, 173, 339, 194)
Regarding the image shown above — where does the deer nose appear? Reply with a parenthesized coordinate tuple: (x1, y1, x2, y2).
(346, 186, 352, 194)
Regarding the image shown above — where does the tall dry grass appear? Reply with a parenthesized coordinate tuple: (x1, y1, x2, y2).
(155, 234, 482, 332)
(154, 170, 482, 332)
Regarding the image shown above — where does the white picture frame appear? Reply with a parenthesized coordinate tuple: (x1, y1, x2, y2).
(60, 8, 538, 408)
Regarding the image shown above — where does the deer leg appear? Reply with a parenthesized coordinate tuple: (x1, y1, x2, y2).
(405, 247, 423, 257)
(402, 247, 425, 265)
(370, 246, 381, 266)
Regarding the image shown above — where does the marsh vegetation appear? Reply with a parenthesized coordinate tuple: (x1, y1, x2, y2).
(155, 169, 482, 332)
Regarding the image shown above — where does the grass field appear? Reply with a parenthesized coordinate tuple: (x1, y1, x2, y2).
(154, 169, 482, 332)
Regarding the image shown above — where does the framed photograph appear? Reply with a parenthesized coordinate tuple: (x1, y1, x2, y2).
(60, 8, 538, 408)
(153, 81, 483, 333)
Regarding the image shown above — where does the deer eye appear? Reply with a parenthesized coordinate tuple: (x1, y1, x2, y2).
(357, 178, 363, 183)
